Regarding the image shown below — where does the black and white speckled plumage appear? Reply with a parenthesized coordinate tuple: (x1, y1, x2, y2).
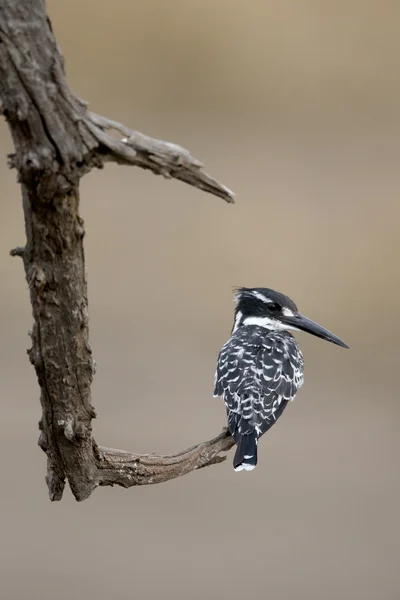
(214, 325, 304, 469)
(214, 286, 348, 471)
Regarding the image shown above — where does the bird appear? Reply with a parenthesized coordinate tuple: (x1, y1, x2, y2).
(213, 287, 348, 472)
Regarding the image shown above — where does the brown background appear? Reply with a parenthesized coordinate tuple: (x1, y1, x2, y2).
(1, 1, 399, 599)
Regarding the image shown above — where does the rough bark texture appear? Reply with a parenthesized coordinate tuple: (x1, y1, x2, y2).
(1, 0, 234, 502)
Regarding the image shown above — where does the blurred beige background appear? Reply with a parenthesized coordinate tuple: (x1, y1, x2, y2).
(1, 1, 399, 599)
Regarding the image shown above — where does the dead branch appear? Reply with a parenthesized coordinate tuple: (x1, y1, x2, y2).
(96, 430, 234, 489)
(0, 0, 234, 501)
(86, 112, 234, 202)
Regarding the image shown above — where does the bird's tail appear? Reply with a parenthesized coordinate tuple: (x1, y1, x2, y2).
(233, 433, 257, 471)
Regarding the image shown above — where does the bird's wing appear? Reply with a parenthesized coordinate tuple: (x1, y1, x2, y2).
(214, 331, 303, 438)
(213, 335, 250, 400)
(253, 334, 304, 435)
(258, 335, 303, 400)
(213, 333, 259, 435)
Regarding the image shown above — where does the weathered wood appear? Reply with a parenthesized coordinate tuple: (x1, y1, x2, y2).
(1, 0, 234, 501)
(96, 430, 234, 489)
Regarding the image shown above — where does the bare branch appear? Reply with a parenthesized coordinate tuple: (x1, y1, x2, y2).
(10, 246, 25, 258)
(0, 0, 233, 203)
(96, 430, 234, 489)
(0, 0, 235, 501)
(85, 112, 235, 203)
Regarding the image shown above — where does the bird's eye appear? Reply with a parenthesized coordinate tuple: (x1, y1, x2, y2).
(267, 303, 280, 312)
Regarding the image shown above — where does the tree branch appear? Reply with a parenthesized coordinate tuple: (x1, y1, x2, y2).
(0, 0, 234, 501)
(96, 430, 234, 489)
(86, 112, 235, 202)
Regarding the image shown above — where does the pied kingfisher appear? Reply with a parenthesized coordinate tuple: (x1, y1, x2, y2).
(214, 287, 348, 471)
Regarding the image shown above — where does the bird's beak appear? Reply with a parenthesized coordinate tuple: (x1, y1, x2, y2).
(284, 311, 349, 349)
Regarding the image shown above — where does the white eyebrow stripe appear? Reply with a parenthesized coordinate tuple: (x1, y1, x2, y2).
(252, 291, 273, 304)
(282, 307, 295, 317)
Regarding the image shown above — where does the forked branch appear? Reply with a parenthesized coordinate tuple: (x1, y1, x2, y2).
(0, 0, 235, 501)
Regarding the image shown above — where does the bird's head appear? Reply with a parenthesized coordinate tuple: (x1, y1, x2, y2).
(233, 287, 348, 348)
